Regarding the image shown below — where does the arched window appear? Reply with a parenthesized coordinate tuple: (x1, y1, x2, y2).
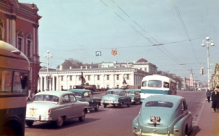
(17, 31, 24, 52)
(26, 33, 32, 58)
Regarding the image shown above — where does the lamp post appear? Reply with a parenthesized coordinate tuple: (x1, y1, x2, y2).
(202, 36, 215, 89)
(44, 50, 52, 91)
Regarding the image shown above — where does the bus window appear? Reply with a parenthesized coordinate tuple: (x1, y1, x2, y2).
(1, 70, 13, 93)
(142, 81, 147, 87)
(148, 80, 162, 88)
(163, 82, 169, 88)
(13, 71, 28, 93)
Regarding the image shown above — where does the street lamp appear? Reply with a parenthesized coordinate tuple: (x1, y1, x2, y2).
(44, 50, 52, 91)
(202, 36, 215, 89)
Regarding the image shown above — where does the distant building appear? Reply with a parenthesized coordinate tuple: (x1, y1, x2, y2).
(38, 58, 157, 91)
(0, 0, 41, 92)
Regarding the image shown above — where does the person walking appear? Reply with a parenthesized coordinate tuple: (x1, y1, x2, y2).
(206, 89, 211, 103)
(211, 89, 219, 112)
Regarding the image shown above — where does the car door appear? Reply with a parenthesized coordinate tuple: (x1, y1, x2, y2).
(62, 95, 72, 118)
(119, 91, 126, 104)
(124, 91, 131, 104)
(69, 94, 83, 117)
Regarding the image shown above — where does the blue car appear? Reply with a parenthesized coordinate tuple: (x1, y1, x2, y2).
(132, 95, 193, 136)
(101, 89, 131, 108)
(125, 89, 141, 104)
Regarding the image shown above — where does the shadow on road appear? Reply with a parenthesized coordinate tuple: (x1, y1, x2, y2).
(25, 117, 100, 130)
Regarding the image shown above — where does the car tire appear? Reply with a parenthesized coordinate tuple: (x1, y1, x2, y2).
(56, 116, 64, 128)
(95, 105, 99, 111)
(79, 111, 85, 122)
(127, 103, 130, 107)
(118, 103, 122, 108)
(25, 120, 34, 127)
(104, 104, 107, 108)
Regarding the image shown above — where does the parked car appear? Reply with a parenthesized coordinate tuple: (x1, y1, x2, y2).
(26, 91, 88, 128)
(68, 89, 101, 112)
(101, 89, 131, 108)
(125, 89, 141, 104)
(132, 95, 193, 136)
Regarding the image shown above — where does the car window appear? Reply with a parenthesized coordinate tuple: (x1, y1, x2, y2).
(163, 82, 169, 88)
(135, 91, 139, 95)
(145, 101, 173, 108)
(84, 92, 90, 97)
(33, 95, 59, 103)
(69, 94, 76, 102)
(62, 95, 70, 103)
(126, 91, 134, 94)
(106, 91, 120, 95)
(73, 92, 82, 98)
(142, 81, 147, 87)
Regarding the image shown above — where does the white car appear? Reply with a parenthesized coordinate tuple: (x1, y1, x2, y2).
(26, 91, 88, 128)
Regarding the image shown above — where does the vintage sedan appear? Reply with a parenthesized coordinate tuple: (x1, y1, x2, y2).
(26, 91, 88, 128)
(125, 89, 141, 104)
(132, 95, 193, 136)
(101, 89, 131, 108)
(68, 89, 101, 112)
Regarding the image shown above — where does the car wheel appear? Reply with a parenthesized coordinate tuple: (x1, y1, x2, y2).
(79, 111, 85, 122)
(127, 103, 130, 107)
(133, 102, 136, 105)
(118, 103, 122, 108)
(56, 116, 64, 128)
(25, 120, 34, 127)
(95, 104, 99, 111)
(104, 104, 107, 108)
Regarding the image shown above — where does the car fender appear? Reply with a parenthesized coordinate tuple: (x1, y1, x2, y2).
(173, 113, 191, 136)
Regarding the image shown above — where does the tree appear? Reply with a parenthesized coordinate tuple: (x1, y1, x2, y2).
(61, 58, 83, 69)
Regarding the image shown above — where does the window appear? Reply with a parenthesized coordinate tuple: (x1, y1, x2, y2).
(148, 80, 162, 88)
(142, 81, 147, 87)
(97, 85, 100, 89)
(107, 75, 109, 80)
(88, 75, 90, 80)
(27, 40, 31, 57)
(163, 82, 169, 88)
(70, 76, 72, 81)
(69, 86, 72, 89)
(0, 27, 2, 40)
(126, 74, 129, 80)
(97, 75, 100, 80)
(18, 38, 22, 51)
(62, 95, 70, 103)
(84, 92, 90, 97)
(13, 71, 28, 93)
(117, 85, 119, 88)
(117, 75, 119, 80)
(61, 76, 63, 81)
(0, 70, 13, 93)
(145, 101, 173, 108)
(69, 95, 76, 102)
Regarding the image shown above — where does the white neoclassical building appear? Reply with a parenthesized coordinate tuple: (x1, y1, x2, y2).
(38, 58, 157, 91)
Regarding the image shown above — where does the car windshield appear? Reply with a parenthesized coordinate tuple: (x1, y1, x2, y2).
(106, 91, 120, 95)
(73, 92, 83, 98)
(145, 101, 173, 108)
(33, 95, 59, 103)
(148, 80, 162, 88)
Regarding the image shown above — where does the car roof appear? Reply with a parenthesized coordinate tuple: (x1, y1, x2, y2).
(107, 89, 124, 92)
(125, 89, 140, 92)
(68, 89, 91, 93)
(36, 91, 72, 97)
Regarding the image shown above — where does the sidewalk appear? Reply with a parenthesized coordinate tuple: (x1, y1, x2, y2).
(191, 100, 219, 136)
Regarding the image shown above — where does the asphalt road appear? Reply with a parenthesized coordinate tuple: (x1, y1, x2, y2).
(25, 90, 206, 136)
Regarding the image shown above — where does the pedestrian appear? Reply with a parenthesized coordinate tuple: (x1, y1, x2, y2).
(211, 89, 219, 112)
(206, 89, 211, 103)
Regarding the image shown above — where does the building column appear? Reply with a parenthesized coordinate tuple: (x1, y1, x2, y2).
(6, 17, 9, 43)
(40, 76, 43, 91)
(11, 16, 16, 46)
(111, 74, 114, 88)
(74, 75, 76, 85)
(53, 76, 55, 91)
(65, 75, 68, 89)
(102, 74, 104, 88)
(93, 74, 95, 84)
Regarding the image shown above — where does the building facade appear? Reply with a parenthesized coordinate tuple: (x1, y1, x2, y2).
(38, 58, 157, 91)
(0, 0, 41, 92)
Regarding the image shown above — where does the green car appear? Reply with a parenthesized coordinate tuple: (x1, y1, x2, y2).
(101, 89, 131, 108)
(68, 89, 101, 112)
(125, 89, 141, 104)
(132, 95, 193, 136)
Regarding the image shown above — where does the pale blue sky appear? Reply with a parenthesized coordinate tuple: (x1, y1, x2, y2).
(19, 0, 219, 82)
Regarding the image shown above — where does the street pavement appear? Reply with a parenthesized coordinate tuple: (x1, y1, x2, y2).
(191, 99, 219, 136)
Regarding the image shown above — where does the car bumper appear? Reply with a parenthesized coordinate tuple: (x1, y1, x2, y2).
(26, 115, 53, 121)
(101, 101, 119, 104)
(133, 132, 179, 136)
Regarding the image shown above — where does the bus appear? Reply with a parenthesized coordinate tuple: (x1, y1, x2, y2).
(140, 75, 177, 102)
(0, 41, 29, 136)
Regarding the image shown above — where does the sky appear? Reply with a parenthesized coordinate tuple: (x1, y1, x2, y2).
(19, 0, 219, 82)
